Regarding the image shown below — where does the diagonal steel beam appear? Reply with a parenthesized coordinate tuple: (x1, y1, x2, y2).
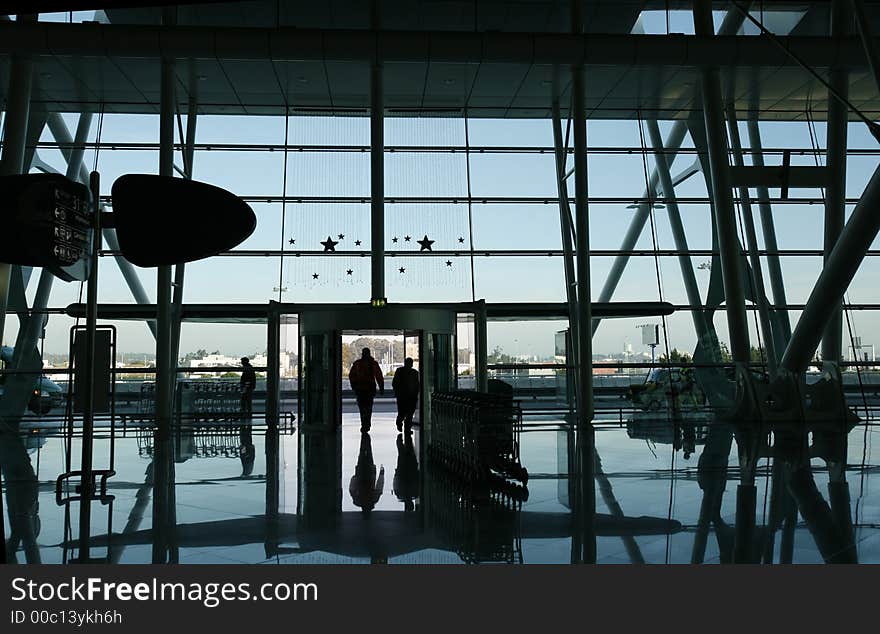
(725, 105, 777, 372)
(694, 0, 750, 363)
(746, 119, 792, 350)
(551, 94, 580, 410)
(781, 163, 880, 373)
(822, 0, 851, 363)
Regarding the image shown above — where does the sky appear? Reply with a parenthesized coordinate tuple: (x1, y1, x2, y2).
(3, 8, 880, 362)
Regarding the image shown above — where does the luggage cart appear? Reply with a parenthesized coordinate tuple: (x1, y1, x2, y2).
(429, 390, 528, 488)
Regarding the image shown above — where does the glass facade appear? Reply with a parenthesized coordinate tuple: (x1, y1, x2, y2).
(2, 2, 880, 565)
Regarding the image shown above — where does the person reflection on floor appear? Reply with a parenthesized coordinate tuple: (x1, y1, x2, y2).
(393, 433, 419, 512)
(239, 424, 256, 477)
(1, 430, 41, 563)
(349, 432, 384, 515)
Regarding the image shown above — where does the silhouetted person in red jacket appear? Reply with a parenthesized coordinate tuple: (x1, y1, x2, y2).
(348, 347, 384, 432)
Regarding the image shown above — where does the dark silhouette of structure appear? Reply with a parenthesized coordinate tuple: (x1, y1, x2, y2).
(392, 357, 419, 432)
(393, 433, 420, 512)
(348, 347, 384, 432)
(349, 432, 384, 515)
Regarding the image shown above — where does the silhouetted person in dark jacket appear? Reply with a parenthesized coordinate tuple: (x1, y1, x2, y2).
(392, 357, 419, 432)
(349, 348, 384, 432)
(240, 357, 256, 418)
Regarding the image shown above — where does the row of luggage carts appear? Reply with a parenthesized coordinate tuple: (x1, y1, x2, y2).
(137, 381, 246, 423)
(136, 426, 245, 461)
(177, 381, 245, 423)
(428, 390, 529, 489)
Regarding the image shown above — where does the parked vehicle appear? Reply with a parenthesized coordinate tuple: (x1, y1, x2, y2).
(626, 367, 706, 412)
(0, 345, 64, 415)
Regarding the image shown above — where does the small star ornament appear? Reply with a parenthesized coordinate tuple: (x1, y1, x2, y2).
(392, 236, 399, 244)
(288, 238, 296, 245)
(418, 235, 435, 252)
(399, 267, 406, 273)
(312, 273, 319, 280)
(446, 260, 453, 267)
(355, 239, 362, 246)
(458, 237, 465, 243)
(346, 269, 353, 276)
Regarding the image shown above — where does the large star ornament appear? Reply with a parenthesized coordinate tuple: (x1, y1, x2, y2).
(321, 236, 339, 252)
(417, 235, 435, 251)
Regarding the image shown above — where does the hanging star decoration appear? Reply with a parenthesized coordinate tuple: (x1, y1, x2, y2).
(337, 233, 345, 240)
(321, 236, 339, 252)
(446, 260, 453, 267)
(418, 235, 435, 251)
(312, 273, 319, 279)
(346, 269, 353, 276)
(392, 236, 399, 244)
(458, 237, 465, 243)
(399, 267, 406, 273)
(404, 235, 411, 242)
(288, 238, 295, 245)
(355, 239, 362, 246)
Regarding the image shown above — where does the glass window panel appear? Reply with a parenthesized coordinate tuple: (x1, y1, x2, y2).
(285, 152, 369, 197)
(468, 152, 556, 196)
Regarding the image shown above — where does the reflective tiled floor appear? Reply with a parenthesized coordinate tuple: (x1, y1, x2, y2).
(3, 402, 879, 564)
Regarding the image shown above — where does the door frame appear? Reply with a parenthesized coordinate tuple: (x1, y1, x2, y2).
(266, 301, 487, 433)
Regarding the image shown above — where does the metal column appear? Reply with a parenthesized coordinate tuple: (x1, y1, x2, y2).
(693, 0, 750, 363)
(572, 65, 592, 424)
(76, 171, 101, 561)
(152, 35, 176, 562)
(725, 107, 777, 372)
(370, 62, 385, 303)
(475, 299, 488, 392)
(747, 119, 792, 347)
(267, 303, 281, 429)
(822, 0, 850, 364)
(171, 73, 198, 363)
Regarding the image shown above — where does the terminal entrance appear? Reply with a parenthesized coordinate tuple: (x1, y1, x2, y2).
(288, 304, 461, 437)
(270, 303, 469, 527)
(339, 330, 419, 432)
